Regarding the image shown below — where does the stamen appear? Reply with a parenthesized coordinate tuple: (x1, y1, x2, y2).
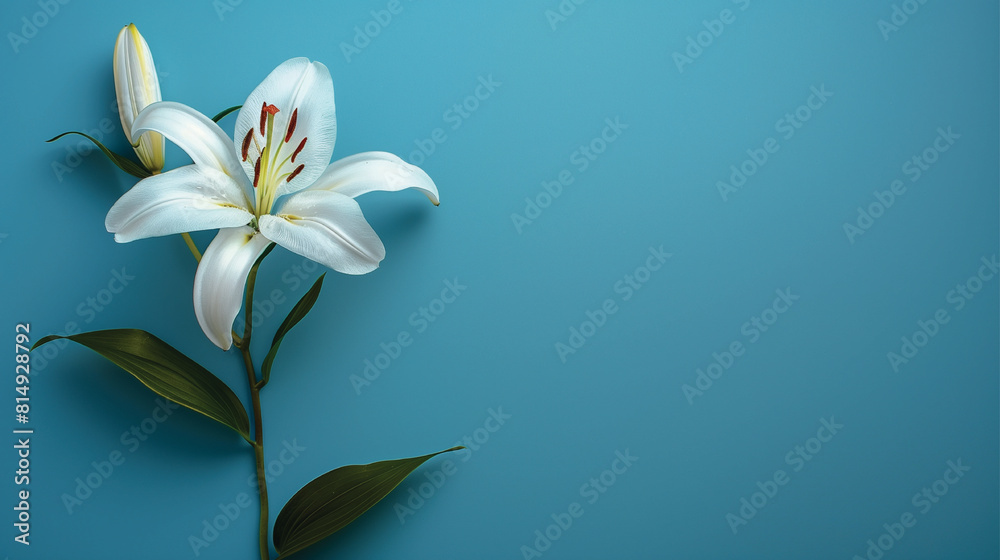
(292, 137, 307, 162)
(284, 109, 298, 143)
(286, 164, 305, 182)
(241, 129, 253, 162)
(253, 158, 261, 188)
(259, 103, 280, 137)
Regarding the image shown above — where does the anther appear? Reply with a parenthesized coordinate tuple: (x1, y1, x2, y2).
(291, 137, 307, 162)
(253, 158, 261, 188)
(286, 164, 305, 182)
(241, 129, 253, 161)
(284, 109, 298, 143)
(259, 102, 267, 135)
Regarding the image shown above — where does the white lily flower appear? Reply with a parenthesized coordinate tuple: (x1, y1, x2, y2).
(114, 23, 165, 173)
(105, 58, 439, 350)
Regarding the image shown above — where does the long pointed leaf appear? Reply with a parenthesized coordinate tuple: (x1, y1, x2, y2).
(273, 446, 463, 559)
(211, 105, 242, 123)
(33, 329, 250, 442)
(46, 131, 151, 178)
(260, 274, 325, 387)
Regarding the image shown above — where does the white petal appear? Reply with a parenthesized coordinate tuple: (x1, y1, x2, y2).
(259, 191, 384, 275)
(234, 58, 336, 197)
(106, 165, 253, 242)
(132, 101, 251, 190)
(194, 227, 272, 350)
(114, 24, 164, 172)
(308, 151, 440, 205)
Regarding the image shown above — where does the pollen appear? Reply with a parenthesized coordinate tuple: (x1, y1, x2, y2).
(253, 158, 261, 188)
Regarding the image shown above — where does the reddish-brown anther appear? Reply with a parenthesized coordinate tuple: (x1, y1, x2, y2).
(284, 108, 298, 143)
(286, 164, 305, 182)
(291, 137, 307, 163)
(241, 129, 253, 161)
(253, 158, 261, 188)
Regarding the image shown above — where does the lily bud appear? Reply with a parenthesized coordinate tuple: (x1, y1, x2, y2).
(113, 23, 164, 173)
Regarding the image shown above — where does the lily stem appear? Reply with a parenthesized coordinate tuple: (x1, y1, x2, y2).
(241, 344, 269, 560)
(237, 243, 276, 560)
(181, 232, 203, 262)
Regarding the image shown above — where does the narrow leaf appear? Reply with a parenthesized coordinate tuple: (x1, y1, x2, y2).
(46, 131, 152, 178)
(211, 105, 242, 123)
(273, 446, 464, 559)
(33, 329, 250, 442)
(260, 274, 325, 387)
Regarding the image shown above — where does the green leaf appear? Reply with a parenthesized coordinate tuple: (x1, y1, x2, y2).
(260, 274, 325, 388)
(46, 131, 152, 178)
(32, 329, 250, 442)
(273, 446, 464, 559)
(211, 105, 242, 123)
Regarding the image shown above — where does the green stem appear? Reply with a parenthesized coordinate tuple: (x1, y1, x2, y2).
(181, 232, 202, 261)
(242, 344, 269, 560)
(236, 243, 276, 560)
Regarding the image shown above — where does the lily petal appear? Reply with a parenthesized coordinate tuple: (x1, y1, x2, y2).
(234, 57, 336, 198)
(193, 227, 272, 350)
(259, 190, 384, 275)
(132, 101, 251, 191)
(106, 165, 254, 242)
(308, 151, 440, 205)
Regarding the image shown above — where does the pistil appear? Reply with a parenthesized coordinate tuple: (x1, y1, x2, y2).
(246, 101, 309, 219)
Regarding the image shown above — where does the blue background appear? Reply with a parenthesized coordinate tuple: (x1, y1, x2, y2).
(2, 1, 998, 559)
